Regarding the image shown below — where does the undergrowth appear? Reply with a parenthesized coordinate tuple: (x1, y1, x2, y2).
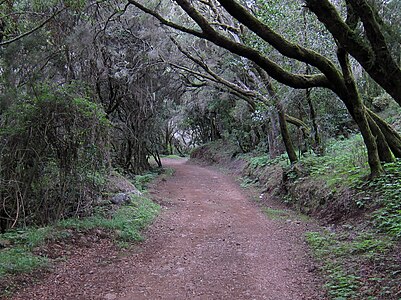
(58, 195, 160, 242)
(248, 153, 289, 169)
(361, 159, 401, 238)
(0, 189, 160, 280)
(300, 135, 369, 187)
(306, 230, 397, 299)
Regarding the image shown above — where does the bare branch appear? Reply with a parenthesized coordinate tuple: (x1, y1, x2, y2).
(170, 37, 255, 98)
(127, 0, 204, 38)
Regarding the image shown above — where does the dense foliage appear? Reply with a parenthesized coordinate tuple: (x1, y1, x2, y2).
(0, 83, 109, 229)
(0, 0, 400, 237)
(0, 1, 400, 298)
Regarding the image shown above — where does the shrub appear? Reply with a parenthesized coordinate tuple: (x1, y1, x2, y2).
(0, 83, 110, 230)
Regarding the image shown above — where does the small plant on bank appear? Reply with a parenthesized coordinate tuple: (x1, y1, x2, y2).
(58, 194, 160, 242)
(134, 173, 158, 192)
(299, 134, 369, 187)
(306, 230, 396, 299)
(240, 177, 258, 189)
(249, 155, 270, 169)
(249, 153, 289, 169)
(0, 194, 160, 281)
(360, 159, 401, 238)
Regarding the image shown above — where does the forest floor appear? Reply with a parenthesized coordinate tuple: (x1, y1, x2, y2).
(9, 158, 326, 300)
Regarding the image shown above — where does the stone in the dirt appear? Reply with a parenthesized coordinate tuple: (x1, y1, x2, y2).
(110, 188, 143, 205)
(104, 293, 117, 300)
(129, 189, 143, 196)
(110, 193, 131, 205)
(0, 239, 11, 248)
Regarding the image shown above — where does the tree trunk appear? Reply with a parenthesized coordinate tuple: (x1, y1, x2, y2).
(366, 108, 401, 158)
(253, 65, 297, 162)
(306, 88, 323, 155)
(337, 48, 383, 177)
(366, 114, 394, 162)
(267, 108, 283, 158)
(352, 105, 383, 177)
(277, 102, 298, 164)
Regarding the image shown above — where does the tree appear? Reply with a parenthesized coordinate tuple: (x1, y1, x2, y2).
(305, 0, 401, 106)
(0, 0, 187, 229)
(127, 0, 401, 177)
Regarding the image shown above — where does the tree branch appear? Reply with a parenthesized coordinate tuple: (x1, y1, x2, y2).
(216, 0, 343, 86)
(170, 37, 256, 98)
(285, 114, 311, 134)
(305, 0, 401, 106)
(348, 0, 389, 55)
(127, 0, 333, 90)
(127, 0, 204, 38)
(0, 8, 64, 46)
(172, 0, 332, 90)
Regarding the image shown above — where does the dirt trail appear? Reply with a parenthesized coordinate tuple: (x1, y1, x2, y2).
(12, 159, 325, 300)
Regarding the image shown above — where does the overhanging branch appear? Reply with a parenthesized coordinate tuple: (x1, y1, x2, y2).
(128, 0, 333, 90)
(0, 8, 65, 46)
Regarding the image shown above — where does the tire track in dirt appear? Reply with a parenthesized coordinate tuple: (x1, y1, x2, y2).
(11, 158, 325, 300)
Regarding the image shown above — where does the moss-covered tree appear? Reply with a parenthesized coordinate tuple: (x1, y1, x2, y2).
(128, 0, 401, 177)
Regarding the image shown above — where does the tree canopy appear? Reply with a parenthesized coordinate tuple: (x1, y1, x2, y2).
(0, 0, 400, 226)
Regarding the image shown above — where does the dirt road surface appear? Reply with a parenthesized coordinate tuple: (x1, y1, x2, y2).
(12, 158, 325, 300)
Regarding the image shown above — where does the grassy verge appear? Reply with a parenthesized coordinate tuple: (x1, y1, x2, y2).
(58, 194, 160, 243)
(297, 137, 401, 299)
(306, 229, 398, 299)
(161, 154, 187, 159)
(0, 194, 159, 278)
(0, 173, 162, 287)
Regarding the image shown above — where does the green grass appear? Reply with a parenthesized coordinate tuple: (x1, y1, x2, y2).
(262, 207, 290, 220)
(0, 227, 53, 278)
(0, 194, 160, 279)
(262, 207, 310, 221)
(0, 248, 48, 277)
(1, 226, 54, 250)
(148, 154, 186, 166)
(58, 195, 160, 241)
(161, 154, 187, 159)
(300, 134, 370, 187)
(306, 230, 396, 299)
